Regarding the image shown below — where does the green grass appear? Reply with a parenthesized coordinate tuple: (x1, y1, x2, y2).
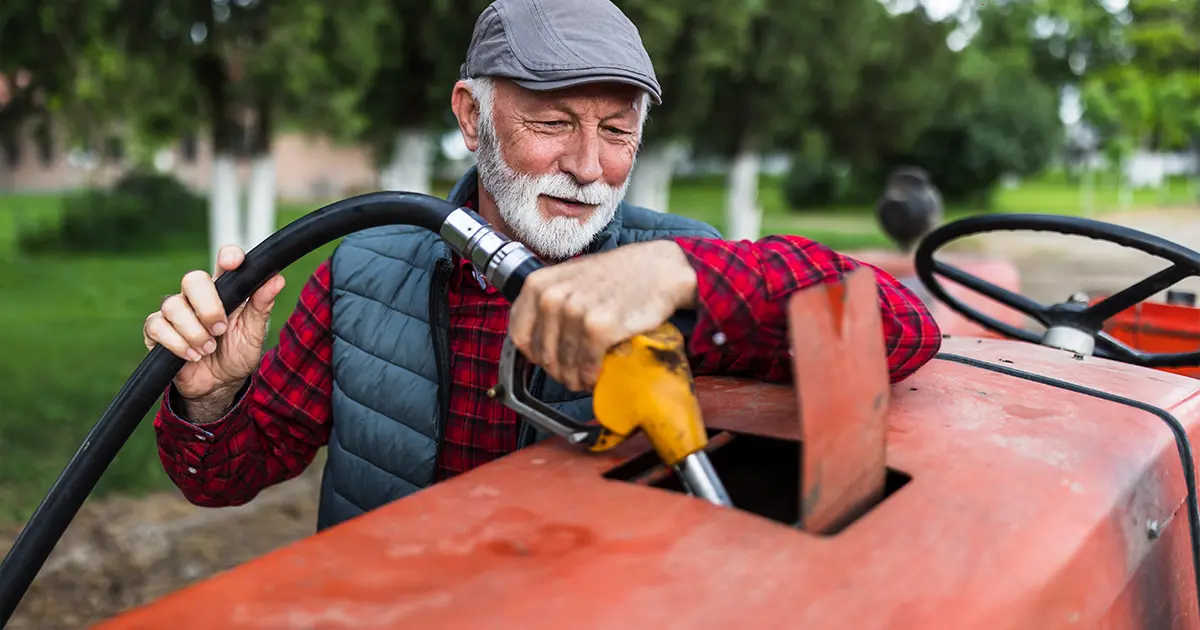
(0, 194, 67, 260)
(0, 172, 1195, 523)
(0, 198, 334, 523)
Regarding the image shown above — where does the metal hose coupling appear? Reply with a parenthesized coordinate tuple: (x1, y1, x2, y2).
(440, 207, 544, 302)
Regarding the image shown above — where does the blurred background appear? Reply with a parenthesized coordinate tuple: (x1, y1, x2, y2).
(0, 0, 1197, 626)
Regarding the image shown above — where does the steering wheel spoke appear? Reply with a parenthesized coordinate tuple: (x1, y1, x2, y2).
(933, 259, 1049, 323)
(1080, 264, 1193, 328)
(1094, 331, 1142, 363)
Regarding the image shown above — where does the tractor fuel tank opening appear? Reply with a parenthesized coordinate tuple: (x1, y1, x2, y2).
(603, 430, 912, 535)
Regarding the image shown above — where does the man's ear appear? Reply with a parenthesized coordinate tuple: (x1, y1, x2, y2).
(451, 80, 480, 152)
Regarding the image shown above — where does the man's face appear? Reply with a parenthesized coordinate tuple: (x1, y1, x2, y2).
(469, 79, 645, 261)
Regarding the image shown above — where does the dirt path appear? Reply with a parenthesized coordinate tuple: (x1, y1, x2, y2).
(1, 464, 322, 629)
(2, 207, 1198, 629)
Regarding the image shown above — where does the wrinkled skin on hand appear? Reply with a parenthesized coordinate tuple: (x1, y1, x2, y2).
(507, 239, 698, 392)
(143, 244, 287, 401)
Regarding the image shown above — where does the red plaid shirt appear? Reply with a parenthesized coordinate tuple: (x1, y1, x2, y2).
(154, 234, 942, 507)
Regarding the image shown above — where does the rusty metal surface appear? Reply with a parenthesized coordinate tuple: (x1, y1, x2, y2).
(787, 268, 889, 534)
(851, 250, 1024, 338)
(96, 336, 1200, 630)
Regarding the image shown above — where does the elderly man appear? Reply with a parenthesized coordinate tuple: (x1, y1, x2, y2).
(143, 0, 942, 530)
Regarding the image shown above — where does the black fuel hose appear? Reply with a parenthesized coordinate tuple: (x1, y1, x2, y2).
(0, 191, 481, 627)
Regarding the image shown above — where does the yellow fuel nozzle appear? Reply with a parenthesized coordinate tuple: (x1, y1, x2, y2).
(590, 323, 731, 506)
(590, 323, 709, 466)
(491, 322, 732, 507)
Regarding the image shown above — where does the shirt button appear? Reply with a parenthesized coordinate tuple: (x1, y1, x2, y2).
(712, 332, 728, 346)
(187, 467, 197, 474)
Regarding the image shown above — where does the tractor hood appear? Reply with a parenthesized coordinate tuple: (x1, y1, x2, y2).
(95, 320, 1200, 629)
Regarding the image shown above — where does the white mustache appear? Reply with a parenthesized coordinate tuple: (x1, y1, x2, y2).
(536, 173, 615, 206)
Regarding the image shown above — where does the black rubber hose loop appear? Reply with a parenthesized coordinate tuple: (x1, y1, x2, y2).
(0, 192, 458, 627)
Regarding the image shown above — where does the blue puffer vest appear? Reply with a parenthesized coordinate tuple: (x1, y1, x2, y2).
(319, 166, 721, 530)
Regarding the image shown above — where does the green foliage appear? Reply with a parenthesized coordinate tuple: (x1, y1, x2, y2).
(246, 0, 392, 142)
(696, 0, 957, 161)
(782, 26, 1062, 209)
(354, 0, 492, 163)
(3, 0, 391, 155)
(811, 9, 960, 172)
(782, 133, 855, 209)
(615, 0, 759, 144)
(885, 50, 1063, 204)
(1081, 0, 1200, 158)
(0, 2, 110, 143)
(17, 172, 207, 255)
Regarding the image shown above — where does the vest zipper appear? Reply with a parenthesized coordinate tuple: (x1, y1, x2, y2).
(430, 257, 454, 480)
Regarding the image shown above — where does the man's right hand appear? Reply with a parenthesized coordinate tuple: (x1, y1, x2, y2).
(144, 244, 287, 403)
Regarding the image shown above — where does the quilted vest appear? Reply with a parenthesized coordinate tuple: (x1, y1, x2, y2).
(318, 166, 721, 529)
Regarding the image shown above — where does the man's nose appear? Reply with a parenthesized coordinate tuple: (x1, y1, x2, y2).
(559, 127, 603, 185)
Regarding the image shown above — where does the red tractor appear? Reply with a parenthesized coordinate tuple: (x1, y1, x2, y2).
(4, 197, 1200, 629)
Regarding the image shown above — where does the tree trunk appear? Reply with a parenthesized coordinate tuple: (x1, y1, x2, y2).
(379, 129, 433, 194)
(210, 154, 242, 264)
(626, 141, 683, 212)
(192, 2, 243, 267)
(245, 100, 277, 250)
(725, 136, 762, 242)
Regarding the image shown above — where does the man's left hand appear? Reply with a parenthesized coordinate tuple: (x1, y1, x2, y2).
(508, 239, 698, 392)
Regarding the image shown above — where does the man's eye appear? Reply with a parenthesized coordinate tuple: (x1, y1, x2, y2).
(604, 126, 632, 135)
(536, 120, 568, 128)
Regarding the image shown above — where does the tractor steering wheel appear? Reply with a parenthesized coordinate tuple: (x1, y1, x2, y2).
(914, 213, 1200, 368)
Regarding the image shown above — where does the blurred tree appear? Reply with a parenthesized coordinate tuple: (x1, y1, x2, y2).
(0, 2, 107, 174)
(49, 0, 388, 260)
(697, 0, 887, 239)
(809, 9, 960, 188)
(1118, 0, 1200, 151)
(783, 6, 1061, 209)
(616, 0, 757, 213)
(973, 0, 1126, 89)
(356, 0, 492, 195)
(883, 45, 1062, 205)
(782, 7, 960, 208)
(238, 0, 390, 246)
(1082, 0, 1200, 205)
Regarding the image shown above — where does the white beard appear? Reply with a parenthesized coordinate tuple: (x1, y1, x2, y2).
(475, 125, 633, 261)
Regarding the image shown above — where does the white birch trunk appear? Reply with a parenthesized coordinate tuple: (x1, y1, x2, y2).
(209, 153, 243, 268)
(379, 129, 433, 194)
(245, 154, 277, 250)
(626, 141, 682, 212)
(725, 146, 762, 242)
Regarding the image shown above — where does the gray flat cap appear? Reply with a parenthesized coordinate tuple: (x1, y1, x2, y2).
(461, 0, 662, 104)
